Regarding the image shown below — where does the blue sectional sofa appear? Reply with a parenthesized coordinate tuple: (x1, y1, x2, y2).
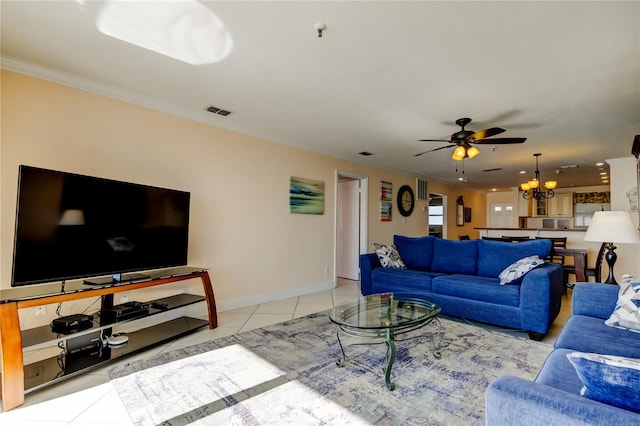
(486, 282, 640, 424)
(360, 235, 564, 340)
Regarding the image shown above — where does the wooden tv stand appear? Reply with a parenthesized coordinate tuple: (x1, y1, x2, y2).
(0, 268, 217, 412)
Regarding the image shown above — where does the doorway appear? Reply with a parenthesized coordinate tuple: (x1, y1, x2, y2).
(488, 202, 516, 228)
(335, 171, 368, 282)
(428, 193, 446, 238)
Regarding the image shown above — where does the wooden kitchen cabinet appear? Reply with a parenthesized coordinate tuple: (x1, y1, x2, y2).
(518, 193, 531, 217)
(548, 193, 573, 217)
(531, 197, 548, 217)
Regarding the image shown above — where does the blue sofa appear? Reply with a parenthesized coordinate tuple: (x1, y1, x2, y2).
(360, 235, 564, 340)
(486, 282, 640, 424)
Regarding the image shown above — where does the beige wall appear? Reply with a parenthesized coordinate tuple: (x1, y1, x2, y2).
(1, 70, 486, 312)
(607, 157, 640, 278)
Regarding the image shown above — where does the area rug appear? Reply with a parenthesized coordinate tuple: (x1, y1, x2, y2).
(109, 313, 552, 425)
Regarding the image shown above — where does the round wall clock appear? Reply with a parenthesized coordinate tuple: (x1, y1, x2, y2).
(397, 185, 415, 217)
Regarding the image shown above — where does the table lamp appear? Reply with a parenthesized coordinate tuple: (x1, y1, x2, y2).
(583, 210, 640, 284)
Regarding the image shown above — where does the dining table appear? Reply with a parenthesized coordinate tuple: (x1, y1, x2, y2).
(553, 248, 588, 282)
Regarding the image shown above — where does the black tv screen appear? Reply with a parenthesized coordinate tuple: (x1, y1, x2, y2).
(11, 166, 190, 286)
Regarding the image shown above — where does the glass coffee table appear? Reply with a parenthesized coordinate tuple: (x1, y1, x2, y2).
(329, 293, 442, 390)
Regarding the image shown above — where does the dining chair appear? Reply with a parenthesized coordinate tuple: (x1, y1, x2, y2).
(535, 236, 567, 264)
(501, 236, 531, 242)
(564, 242, 607, 286)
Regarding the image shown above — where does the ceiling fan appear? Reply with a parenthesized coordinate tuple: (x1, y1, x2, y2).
(415, 117, 526, 160)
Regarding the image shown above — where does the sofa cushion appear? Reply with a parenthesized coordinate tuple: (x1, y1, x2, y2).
(431, 239, 478, 275)
(477, 239, 551, 278)
(605, 275, 640, 332)
(372, 243, 406, 269)
(371, 268, 442, 293)
(535, 348, 584, 395)
(567, 352, 640, 414)
(555, 314, 640, 358)
(393, 235, 435, 270)
(431, 274, 520, 306)
(498, 255, 545, 285)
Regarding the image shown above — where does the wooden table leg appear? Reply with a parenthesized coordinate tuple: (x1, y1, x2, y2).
(573, 253, 586, 282)
(199, 272, 218, 329)
(0, 302, 25, 411)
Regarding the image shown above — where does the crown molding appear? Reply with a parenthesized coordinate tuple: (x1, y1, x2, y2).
(1, 55, 213, 127)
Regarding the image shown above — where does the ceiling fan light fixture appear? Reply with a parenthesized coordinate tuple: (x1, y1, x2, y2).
(467, 146, 480, 159)
(452, 146, 466, 160)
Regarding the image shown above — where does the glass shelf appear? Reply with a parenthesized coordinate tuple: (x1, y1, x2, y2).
(22, 293, 205, 350)
(24, 316, 207, 393)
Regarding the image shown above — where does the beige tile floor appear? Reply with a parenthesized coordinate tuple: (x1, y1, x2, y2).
(0, 279, 571, 425)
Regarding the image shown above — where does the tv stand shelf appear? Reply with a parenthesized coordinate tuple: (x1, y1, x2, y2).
(21, 293, 206, 349)
(0, 268, 217, 412)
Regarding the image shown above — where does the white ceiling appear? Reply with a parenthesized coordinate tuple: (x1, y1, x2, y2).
(2, 1, 639, 191)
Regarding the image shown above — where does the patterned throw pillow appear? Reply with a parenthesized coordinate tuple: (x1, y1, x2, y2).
(567, 352, 640, 414)
(372, 243, 406, 269)
(605, 274, 640, 333)
(498, 255, 544, 285)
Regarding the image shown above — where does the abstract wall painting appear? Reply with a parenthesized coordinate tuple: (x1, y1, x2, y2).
(380, 181, 392, 221)
(290, 176, 324, 215)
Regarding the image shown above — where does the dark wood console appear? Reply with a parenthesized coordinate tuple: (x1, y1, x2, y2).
(0, 268, 217, 411)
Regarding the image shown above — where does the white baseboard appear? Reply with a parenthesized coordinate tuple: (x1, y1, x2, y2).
(216, 280, 336, 312)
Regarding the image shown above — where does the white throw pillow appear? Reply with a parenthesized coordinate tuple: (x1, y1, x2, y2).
(605, 274, 640, 333)
(498, 255, 545, 285)
(373, 243, 406, 269)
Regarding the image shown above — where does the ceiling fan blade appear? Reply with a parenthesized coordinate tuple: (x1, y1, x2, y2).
(473, 137, 526, 144)
(414, 145, 454, 156)
(418, 139, 450, 142)
(468, 127, 505, 141)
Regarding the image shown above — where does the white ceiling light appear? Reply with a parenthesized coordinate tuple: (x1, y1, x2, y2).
(96, 0, 233, 65)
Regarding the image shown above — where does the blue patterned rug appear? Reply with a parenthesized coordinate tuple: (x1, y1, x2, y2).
(109, 313, 551, 425)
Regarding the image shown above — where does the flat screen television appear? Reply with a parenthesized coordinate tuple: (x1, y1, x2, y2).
(11, 165, 190, 287)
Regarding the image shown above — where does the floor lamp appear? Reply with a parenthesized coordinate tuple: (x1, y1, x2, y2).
(583, 210, 640, 284)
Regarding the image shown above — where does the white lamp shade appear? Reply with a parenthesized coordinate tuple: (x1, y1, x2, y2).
(583, 211, 640, 244)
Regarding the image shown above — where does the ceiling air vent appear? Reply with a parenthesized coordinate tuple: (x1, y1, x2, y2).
(482, 168, 503, 172)
(358, 151, 373, 156)
(205, 105, 232, 116)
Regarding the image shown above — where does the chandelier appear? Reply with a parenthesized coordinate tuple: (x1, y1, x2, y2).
(521, 153, 556, 200)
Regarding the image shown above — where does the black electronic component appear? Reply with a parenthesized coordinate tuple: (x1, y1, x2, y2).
(51, 314, 94, 334)
(100, 301, 149, 322)
(151, 302, 169, 310)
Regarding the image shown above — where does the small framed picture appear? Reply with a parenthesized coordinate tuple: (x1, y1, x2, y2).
(464, 207, 472, 223)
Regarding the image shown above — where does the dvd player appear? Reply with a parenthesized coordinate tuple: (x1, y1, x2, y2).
(100, 301, 150, 322)
(51, 314, 94, 334)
